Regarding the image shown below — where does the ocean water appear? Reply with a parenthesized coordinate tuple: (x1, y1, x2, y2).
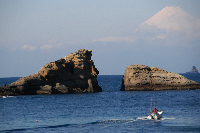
(0, 74, 200, 133)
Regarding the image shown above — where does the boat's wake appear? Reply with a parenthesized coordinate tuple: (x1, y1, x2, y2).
(0, 117, 176, 132)
(136, 116, 176, 121)
(136, 116, 149, 120)
(160, 117, 176, 120)
(91, 116, 176, 124)
(92, 119, 136, 124)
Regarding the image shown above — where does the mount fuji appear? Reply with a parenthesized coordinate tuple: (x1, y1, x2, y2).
(94, 6, 200, 45)
(141, 6, 200, 31)
(134, 6, 200, 44)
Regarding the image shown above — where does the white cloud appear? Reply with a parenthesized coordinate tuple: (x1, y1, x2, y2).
(93, 36, 135, 43)
(40, 43, 66, 50)
(20, 45, 37, 51)
(40, 44, 54, 50)
(155, 35, 166, 39)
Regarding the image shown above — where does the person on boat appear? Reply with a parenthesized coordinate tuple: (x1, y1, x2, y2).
(153, 108, 158, 113)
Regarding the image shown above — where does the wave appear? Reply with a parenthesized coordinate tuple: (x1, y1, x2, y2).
(0, 124, 72, 132)
(91, 119, 137, 124)
(0, 119, 135, 132)
(0, 117, 176, 132)
(160, 117, 176, 120)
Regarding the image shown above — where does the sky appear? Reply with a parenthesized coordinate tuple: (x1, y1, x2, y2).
(0, 0, 200, 77)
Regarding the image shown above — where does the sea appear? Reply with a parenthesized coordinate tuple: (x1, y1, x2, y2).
(0, 74, 200, 133)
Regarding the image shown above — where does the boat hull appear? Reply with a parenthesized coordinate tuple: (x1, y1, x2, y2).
(147, 111, 163, 120)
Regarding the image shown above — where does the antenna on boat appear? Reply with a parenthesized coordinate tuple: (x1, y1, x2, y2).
(150, 97, 152, 112)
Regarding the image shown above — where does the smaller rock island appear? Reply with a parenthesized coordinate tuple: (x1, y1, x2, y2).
(186, 66, 199, 73)
(121, 64, 200, 91)
(0, 49, 102, 96)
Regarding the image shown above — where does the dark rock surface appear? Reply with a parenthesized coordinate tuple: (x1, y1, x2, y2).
(0, 49, 102, 96)
(186, 66, 199, 73)
(121, 64, 200, 91)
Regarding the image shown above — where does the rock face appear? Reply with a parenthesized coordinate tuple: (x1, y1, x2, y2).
(121, 64, 200, 91)
(186, 66, 199, 73)
(0, 49, 102, 96)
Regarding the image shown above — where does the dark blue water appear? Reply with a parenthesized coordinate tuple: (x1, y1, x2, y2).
(0, 74, 200, 132)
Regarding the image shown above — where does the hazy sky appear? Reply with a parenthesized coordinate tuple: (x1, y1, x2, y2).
(0, 0, 200, 77)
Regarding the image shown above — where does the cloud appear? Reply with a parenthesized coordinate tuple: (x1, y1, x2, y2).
(40, 44, 54, 50)
(20, 45, 37, 51)
(155, 35, 166, 39)
(40, 43, 66, 50)
(93, 36, 135, 43)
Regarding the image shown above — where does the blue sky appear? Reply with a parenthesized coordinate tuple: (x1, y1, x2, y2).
(0, 0, 200, 77)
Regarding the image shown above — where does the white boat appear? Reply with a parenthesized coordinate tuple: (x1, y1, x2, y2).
(147, 98, 163, 120)
(147, 111, 163, 120)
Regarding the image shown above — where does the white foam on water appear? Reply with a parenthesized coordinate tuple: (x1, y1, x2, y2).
(2, 96, 14, 98)
(95, 119, 137, 125)
(160, 117, 176, 120)
(136, 116, 176, 121)
(136, 116, 148, 120)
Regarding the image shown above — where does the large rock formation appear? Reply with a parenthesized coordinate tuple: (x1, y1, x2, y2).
(0, 49, 102, 96)
(186, 66, 199, 73)
(121, 64, 200, 91)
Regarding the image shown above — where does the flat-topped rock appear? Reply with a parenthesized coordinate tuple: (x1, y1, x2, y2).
(0, 49, 102, 96)
(121, 64, 200, 91)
